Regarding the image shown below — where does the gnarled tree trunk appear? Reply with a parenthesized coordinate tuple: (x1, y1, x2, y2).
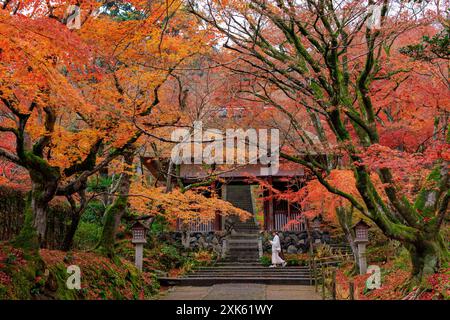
(336, 206, 359, 271)
(406, 234, 448, 285)
(15, 176, 59, 250)
(97, 151, 134, 258)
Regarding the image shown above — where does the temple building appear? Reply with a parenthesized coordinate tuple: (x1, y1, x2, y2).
(142, 159, 310, 233)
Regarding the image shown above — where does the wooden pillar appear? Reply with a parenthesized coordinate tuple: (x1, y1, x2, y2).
(212, 181, 221, 231)
(214, 212, 221, 231)
(221, 184, 227, 230)
(263, 198, 268, 230)
(287, 199, 291, 224)
(268, 176, 273, 230)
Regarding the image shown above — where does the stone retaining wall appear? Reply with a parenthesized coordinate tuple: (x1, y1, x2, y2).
(157, 231, 227, 255)
(157, 229, 333, 255)
(261, 230, 331, 254)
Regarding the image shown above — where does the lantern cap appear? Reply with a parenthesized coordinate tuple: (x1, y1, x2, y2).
(131, 221, 149, 230)
(352, 219, 370, 230)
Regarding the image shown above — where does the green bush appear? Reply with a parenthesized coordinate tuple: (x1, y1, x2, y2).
(260, 255, 271, 266)
(286, 256, 300, 266)
(73, 222, 102, 250)
(150, 215, 171, 233)
(393, 247, 411, 271)
(81, 201, 105, 224)
(159, 244, 184, 269)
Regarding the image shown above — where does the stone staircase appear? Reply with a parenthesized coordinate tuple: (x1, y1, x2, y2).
(225, 184, 254, 213)
(159, 184, 317, 286)
(223, 185, 259, 263)
(160, 262, 315, 286)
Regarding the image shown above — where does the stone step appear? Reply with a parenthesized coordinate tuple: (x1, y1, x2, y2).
(227, 243, 259, 247)
(228, 238, 259, 243)
(188, 272, 312, 276)
(227, 251, 259, 255)
(233, 227, 259, 231)
(221, 258, 260, 263)
(227, 249, 259, 254)
(159, 277, 315, 286)
(193, 272, 311, 276)
(214, 262, 265, 266)
(227, 245, 259, 248)
(188, 268, 312, 272)
(195, 266, 310, 271)
(225, 185, 254, 214)
(227, 248, 259, 252)
(232, 231, 259, 235)
(192, 268, 311, 272)
(229, 233, 260, 238)
(226, 249, 259, 253)
(228, 242, 258, 250)
(224, 255, 260, 260)
(200, 265, 310, 269)
(183, 274, 312, 279)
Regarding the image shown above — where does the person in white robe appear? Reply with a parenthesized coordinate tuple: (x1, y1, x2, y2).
(269, 232, 286, 267)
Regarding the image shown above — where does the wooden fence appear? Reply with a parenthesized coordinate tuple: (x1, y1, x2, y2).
(273, 212, 304, 231)
(309, 254, 356, 300)
(177, 218, 214, 233)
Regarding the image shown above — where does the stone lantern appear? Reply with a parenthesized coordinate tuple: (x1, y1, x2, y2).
(312, 217, 321, 231)
(353, 220, 370, 274)
(311, 216, 322, 244)
(131, 222, 148, 271)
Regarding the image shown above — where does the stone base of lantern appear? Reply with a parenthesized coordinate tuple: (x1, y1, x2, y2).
(357, 242, 367, 275)
(134, 242, 144, 271)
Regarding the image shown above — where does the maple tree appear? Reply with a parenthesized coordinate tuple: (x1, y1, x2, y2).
(0, 0, 211, 254)
(189, 0, 449, 285)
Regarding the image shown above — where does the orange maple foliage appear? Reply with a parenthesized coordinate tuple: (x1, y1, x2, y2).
(0, 1, 214, 242)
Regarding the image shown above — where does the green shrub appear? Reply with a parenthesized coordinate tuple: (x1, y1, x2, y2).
(260, 255, 271, 266)
(150, 215, 171, 233)
(159, 244, 184, 269)
(81, 201, 105, 224)
(73, 222, 102, 250)
(393, 247, 411, 271)
(286, 256, 300, 266)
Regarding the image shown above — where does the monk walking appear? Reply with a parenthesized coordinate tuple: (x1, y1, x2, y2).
(269, 231, 287, 267)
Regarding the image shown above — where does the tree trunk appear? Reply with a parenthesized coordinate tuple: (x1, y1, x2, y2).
(97, 151, 134, 258)
(31, 191, 49, 246)
(13, 194, 39, 252)
(62, 191, 88, 251)
(15, 180, 56, 249)
(405, 235, 448, 286)
(335, 206, 359, 271)
(62, 213, 81, 251)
